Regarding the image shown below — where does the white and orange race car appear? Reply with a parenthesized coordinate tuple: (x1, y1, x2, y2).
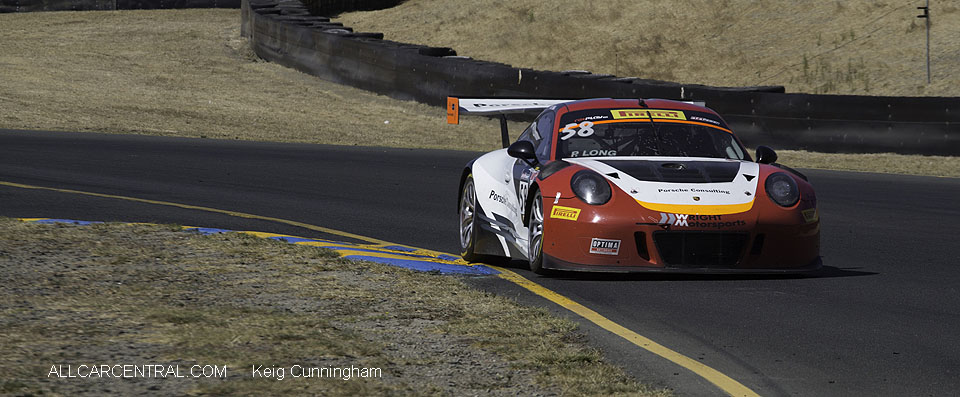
(452, 97, 820, 274)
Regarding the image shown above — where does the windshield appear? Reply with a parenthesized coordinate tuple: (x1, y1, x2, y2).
(556, 108, 746, 160)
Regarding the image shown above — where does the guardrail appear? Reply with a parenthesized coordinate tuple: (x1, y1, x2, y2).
(242, 0, 960, 155)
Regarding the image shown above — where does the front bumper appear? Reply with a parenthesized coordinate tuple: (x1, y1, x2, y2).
(541, 201, 821, 273)
(543, 254, 822, 274)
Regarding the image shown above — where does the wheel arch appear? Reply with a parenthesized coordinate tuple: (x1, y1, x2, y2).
(458, 159, 514, 259)
(523, 181, 542, 227)
(456, 160, 477, 213)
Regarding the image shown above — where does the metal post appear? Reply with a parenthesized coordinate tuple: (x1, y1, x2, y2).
(499, 114, 510, 148)
(917, 1, 931, 84)
(926, 0, 931, 83)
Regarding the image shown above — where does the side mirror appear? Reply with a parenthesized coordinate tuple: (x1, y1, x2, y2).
(756, 145, 778, 164)
(508, 141, 537, 161)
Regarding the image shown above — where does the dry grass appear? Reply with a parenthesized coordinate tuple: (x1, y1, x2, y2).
(0, 9, 957, 178)
(0, 9, 509, 151)
(339, 0, 960, 97)
(0, 218, 669, 396)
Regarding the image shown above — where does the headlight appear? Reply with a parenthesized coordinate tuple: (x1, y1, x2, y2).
(765, 172, 800, 207)
(571, 170, 611, 205)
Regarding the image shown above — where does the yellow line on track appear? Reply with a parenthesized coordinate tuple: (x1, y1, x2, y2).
(3, 179, 759, 396)
(0, 180, 389, 245)
(491, 265, 760, 397)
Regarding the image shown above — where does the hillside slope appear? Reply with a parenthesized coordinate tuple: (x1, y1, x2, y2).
(339, 0, 959, 97)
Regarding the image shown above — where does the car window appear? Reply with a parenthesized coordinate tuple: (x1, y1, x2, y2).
(555, 108, 745, 160)
(517, 122, 538, 144)
(534, 110, 555, 161)
(557, 122, 745, 159)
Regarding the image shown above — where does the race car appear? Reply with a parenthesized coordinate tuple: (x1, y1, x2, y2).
(450, 97, 821, 274)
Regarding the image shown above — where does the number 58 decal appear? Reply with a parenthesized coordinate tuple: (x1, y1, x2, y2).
(560, 121, 595, 141)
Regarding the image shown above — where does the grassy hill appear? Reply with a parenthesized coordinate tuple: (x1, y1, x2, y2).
(339, 0, 959, 97)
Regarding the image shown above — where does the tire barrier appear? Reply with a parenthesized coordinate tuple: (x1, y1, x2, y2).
(0, 0, 238, 12)
(117, 0, 239, 9)
(1, 0, 112, 11)
(243, 0, 960, 155)
(683, 88, 960, 155)
(299, 0, 402, 17)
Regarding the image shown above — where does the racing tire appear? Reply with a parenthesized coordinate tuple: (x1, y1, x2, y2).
(459, 175, 482, 262)
(528, 190, 548, 274)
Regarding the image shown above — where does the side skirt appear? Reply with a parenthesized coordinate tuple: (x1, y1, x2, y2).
(476, 212, 528, 260)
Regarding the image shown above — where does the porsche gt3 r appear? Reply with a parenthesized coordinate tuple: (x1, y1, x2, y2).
(452, 97, 821, 274)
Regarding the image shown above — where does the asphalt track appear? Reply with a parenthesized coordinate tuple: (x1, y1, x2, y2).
(2, 129, 959, 396)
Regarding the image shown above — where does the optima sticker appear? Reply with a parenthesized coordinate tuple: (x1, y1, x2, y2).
(550, 205, 581, 221)
(610, 109, 686, 120)
(589, 238, 620, 255)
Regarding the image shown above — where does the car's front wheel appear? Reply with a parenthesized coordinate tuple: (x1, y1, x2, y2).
(459, 174, 481, 262)
(528, 190, 547, 274)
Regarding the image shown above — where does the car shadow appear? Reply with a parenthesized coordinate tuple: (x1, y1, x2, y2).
(499, 260, 877, 281)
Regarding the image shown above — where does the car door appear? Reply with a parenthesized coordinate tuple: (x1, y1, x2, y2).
(512, 110, 555, 239)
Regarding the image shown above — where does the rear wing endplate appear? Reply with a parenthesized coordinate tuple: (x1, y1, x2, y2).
(447, 97, 573, 147)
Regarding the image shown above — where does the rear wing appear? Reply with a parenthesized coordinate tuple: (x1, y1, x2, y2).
(445, 97, 707, 148)
(447, 97, 574, 148)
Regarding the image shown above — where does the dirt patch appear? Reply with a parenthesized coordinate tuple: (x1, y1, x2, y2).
(0, 219, 668, 396)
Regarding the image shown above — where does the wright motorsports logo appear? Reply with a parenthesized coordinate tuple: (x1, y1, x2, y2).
(657, 213, 746, 229)
(658, 213, 690, 226)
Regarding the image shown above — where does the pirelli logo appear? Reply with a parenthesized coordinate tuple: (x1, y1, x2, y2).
(610, 109, 686, 120)
(550, 205, 581, 221)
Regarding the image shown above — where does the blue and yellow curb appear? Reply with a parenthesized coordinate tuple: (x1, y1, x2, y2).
(15, 214, 759, 396)
(18, 218, 498, 276)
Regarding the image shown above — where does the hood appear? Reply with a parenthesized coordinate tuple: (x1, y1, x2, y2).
(566, 157, 760, 215)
